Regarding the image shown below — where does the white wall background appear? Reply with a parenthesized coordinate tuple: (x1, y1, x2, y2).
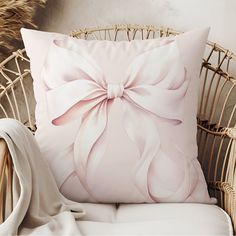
(36, 0, 236, 53)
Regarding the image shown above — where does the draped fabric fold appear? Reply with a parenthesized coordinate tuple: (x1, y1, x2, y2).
(0, 119, 85, 236)
(45, 40, 189, 200)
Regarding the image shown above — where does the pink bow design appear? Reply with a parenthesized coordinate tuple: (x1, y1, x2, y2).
(44, 40, 189, 200)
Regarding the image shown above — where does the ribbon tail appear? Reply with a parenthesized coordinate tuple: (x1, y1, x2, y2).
(73, 100, 108, 201)
(122, 100, 194, 202)
(122, 99, 161, 202)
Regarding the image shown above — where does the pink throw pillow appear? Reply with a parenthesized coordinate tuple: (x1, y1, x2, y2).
(21, 27, 215, 203)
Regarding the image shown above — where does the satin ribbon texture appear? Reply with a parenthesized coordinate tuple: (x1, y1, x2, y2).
(44, 39, 190, 201)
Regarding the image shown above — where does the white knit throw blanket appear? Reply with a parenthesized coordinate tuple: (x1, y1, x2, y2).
(0, 119, 85, 235)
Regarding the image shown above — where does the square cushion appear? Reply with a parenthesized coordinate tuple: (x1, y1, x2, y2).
(21, 27, 215, 204)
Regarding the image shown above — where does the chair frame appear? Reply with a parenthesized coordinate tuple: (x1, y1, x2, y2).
(0, 24, 235, 233)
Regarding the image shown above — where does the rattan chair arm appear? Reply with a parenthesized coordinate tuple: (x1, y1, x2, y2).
(198, 124, 236, 232)
(208, 181, 236, 233)
(0, 139, 13, 224)
(208, 181, 235, 199)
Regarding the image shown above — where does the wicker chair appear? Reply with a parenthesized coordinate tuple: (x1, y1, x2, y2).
(0, 25, 235, 233)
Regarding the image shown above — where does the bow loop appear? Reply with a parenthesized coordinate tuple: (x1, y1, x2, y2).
(43, 40, 107, 125)
(124, 41, 189, 123)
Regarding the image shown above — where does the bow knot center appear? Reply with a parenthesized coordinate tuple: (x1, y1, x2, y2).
(107, 84, 124, 99)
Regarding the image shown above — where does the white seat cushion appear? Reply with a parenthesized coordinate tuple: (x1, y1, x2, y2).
(78, 203, 233, 235)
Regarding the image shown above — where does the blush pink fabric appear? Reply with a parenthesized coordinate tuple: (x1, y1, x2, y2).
(21, 27, 215, 204)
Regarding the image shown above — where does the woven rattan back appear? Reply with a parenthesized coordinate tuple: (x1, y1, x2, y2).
(0, 49, 35, 131)
(0, 25, 235, 230)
